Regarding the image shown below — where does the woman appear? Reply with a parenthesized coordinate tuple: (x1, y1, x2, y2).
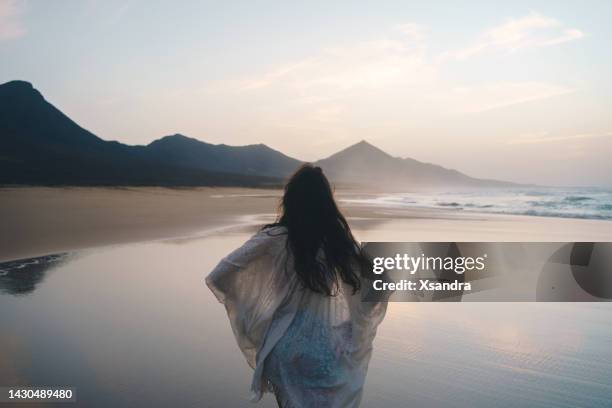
(206, 164, 388, 407)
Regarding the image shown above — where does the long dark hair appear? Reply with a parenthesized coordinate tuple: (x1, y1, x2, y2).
(265, 164, 370, 295)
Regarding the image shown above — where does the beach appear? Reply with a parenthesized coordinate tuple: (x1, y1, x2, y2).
(1, 190, 611, 407)
(2, 187, 612, 263)
(0, 187, 281, 262)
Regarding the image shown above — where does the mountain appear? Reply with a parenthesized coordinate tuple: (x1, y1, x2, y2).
(0, 81, 292, 186)
(146, 134, 300, 177)
(315, 140, 518, 188)
(0, 80, 520, 188)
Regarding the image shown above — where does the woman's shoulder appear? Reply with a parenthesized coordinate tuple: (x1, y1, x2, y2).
(250, 225, 287, 253)
(258, 224, 288, 238)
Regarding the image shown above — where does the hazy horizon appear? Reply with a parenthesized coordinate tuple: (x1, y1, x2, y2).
(1, 1, 611, 187)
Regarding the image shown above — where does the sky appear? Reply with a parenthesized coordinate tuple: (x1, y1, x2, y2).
(1, 0, 611, 187)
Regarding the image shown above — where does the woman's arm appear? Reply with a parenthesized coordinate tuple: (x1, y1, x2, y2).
(205, 226, 288, 369)
(206, 227, 283, 302)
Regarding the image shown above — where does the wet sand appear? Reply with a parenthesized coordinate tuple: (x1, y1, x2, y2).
(2, 187, 612, 262)
(1, 225, 611, 407)
(2, 189, 612, 407)
(0, 187, 279, 262)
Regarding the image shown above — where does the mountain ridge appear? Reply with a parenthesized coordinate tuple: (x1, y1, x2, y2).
(145, 133, 301, 177)
(0, 80, 520, 188)
(314, 139, 516, 188)
(0, 81, 283, 186)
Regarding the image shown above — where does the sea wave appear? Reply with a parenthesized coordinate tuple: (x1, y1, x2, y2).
(564, 196, 593, 202)
(340, 188, 612, 221)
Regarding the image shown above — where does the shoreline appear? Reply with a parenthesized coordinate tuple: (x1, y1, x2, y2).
(2, 186, 612, 263)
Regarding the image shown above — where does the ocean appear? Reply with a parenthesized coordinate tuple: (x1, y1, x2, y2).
(340, 187, 612, 221)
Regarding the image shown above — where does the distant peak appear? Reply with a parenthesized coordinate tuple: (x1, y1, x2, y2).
(356, 139, 372, 146)
(318, 139, 393, 162)
(157, 133, 197, 142)
(349, 139, 379, 149)
(147, 133, 215, 149)
(1, 80, 34, 90)
(343, 139, 390, 155)
(0, 80, 42, 97)
(0, 80, 45, 101)
(165, 133, 188, 139)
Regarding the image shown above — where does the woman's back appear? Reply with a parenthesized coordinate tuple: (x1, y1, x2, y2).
(207, 226, 387, 407)
(206, 165, 388, 407)
(263, 281, 358, 407)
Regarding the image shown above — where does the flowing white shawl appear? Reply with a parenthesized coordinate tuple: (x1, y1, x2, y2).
(206, 226, 388, 407)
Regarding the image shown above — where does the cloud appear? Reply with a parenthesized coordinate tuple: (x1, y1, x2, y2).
(236, 59, 319, 91)
(230, 24, 435, 103)
(441, 12, 584, 60)
(231, 22, 432, 95)
(507, 131, 612, 145)
(215, 14, 583, 133)
(0, 0, 26, 41)
(394, 23, 427, 43)
(236, 39, 432, 95)
(451, 82, 577, 114)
